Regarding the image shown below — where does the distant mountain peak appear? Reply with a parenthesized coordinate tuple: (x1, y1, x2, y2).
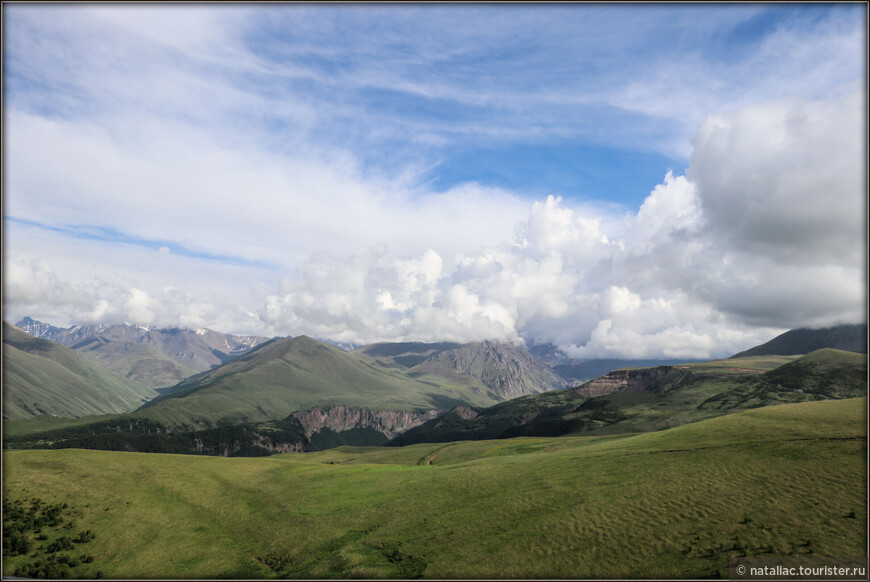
(12, 317, 272, 390)
(357, 339, 567, 400)
(14, 316, 66, 340)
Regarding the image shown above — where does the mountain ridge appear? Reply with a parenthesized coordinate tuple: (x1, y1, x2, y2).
(390, 349, 866, 446)
(355, 340, 567, 399)
(134, 335, 519, 429)
(14, 317, 270, 388)
(3, 322, 159, 420)
(730, 323, 867, 358)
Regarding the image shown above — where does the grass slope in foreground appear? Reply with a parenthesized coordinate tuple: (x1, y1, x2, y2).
(3, 398, 866, 579)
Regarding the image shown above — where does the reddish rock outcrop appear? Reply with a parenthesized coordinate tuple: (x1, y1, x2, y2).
(291, 405, 441, 439)
(452, 406, 479, 420)
(575, 366, 675, 398)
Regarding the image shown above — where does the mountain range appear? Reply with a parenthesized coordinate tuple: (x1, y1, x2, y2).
(3, 318, 865, 456)
(14, 317, 269, 389)
(354, 340, 566, 400)
(138, 335, 521, 429)
(3, 321, 569, 439)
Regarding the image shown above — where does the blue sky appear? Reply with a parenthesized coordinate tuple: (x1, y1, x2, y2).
(3, 3, 866, 358)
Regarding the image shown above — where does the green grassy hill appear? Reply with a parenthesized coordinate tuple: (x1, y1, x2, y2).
(392, 351, 865, 445)
(761, 348, 867, 396)
(135, 336, 504, 429)
(1, 337, 573, 451)
(70, 337, 201, 390)
(731, 323, 866, 358)
(2, 398, 865, 579)
(2, 322, 158, 420)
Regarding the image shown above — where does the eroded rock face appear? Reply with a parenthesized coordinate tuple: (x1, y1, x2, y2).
(252, 434, 307, 454)
(452, 406, 479, 420)
(575, 366, 674, 398)
(413, 340, 568, 400)
(291, 405, 442, 439)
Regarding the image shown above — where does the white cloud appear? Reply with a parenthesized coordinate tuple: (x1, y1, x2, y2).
(690, 91, 865, 266)
(3, 6, 865, 360)
(255, 91, 865, 358)
(8, 91, 865, 359)
(625, 171, 702, 252)
(680, 91, 867, 328)
(7, 91, 863, 357)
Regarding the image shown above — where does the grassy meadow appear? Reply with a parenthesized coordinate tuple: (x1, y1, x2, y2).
(2, 397, 866, 578)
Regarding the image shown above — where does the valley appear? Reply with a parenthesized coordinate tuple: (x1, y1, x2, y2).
(5, 6, 867, 580)
(392, 350, 866, 445)
(2, 319, 867, 578)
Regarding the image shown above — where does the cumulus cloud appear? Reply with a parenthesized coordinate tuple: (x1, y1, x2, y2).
(2, 238, 266, 334)
(9, 91, 862, 359)
(4, 257, 127, 326)
(3, 6, 864, 360)
(690, 91, 865, 266)
(685, 91, 867, 326)
(6, 93, 863, 359)
(255, 92, 864, 358)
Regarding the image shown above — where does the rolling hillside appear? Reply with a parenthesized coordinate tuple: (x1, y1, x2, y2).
(2, 398, 865, 578)
(731, 323, 867, 358)
(5, 337, 570, 451)
(391, 350, 866, 446)
(134, 336, 508, 429)
(2, 322, 158, 420)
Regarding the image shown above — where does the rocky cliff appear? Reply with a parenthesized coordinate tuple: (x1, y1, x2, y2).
(291, 405, 442, 439)
(411, 340, 567, 400)
(575, 366, 678, 398)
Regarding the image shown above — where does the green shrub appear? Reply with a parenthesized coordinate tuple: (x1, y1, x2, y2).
(5, 531, 32, 556)
(74, 530, 95, 544)
(46, 536, 74, 553)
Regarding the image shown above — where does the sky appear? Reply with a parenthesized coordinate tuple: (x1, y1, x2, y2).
(2, 3, 867, 359)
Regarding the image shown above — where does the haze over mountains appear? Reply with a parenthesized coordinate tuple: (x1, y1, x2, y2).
(355, 340, 565, 400)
